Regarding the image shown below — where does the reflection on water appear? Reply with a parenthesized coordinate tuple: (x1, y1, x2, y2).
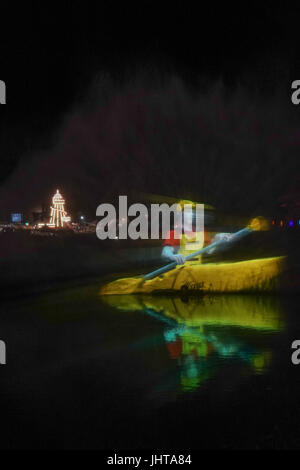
(102, 295, 284, 393)
(1, 284, 298, 448)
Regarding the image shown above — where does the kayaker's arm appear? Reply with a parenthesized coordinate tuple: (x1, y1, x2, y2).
(162, 246, 185, 265)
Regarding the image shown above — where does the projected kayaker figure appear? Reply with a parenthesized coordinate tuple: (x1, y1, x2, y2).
(162, 201, 231, 265)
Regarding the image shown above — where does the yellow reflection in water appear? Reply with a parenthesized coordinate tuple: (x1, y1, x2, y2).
(102, 294, 284, 392)
(103, 294, 284, 330)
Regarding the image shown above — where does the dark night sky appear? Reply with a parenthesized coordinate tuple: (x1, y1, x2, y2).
(0, 2, 300, 219)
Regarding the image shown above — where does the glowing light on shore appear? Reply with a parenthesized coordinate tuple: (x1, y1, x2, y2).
(49, 189, 71, 227)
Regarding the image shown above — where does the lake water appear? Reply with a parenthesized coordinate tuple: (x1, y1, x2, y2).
(0, 283, 300, 449)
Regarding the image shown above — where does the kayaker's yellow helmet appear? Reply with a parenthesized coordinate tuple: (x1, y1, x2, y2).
(176, 199, 196, 211)
(176, 200, 214, 211)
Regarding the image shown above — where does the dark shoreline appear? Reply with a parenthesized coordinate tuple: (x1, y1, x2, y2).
(0, 229, 299, 300)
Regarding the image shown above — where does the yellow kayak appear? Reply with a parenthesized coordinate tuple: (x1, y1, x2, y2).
(100, 256, 286, 295)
